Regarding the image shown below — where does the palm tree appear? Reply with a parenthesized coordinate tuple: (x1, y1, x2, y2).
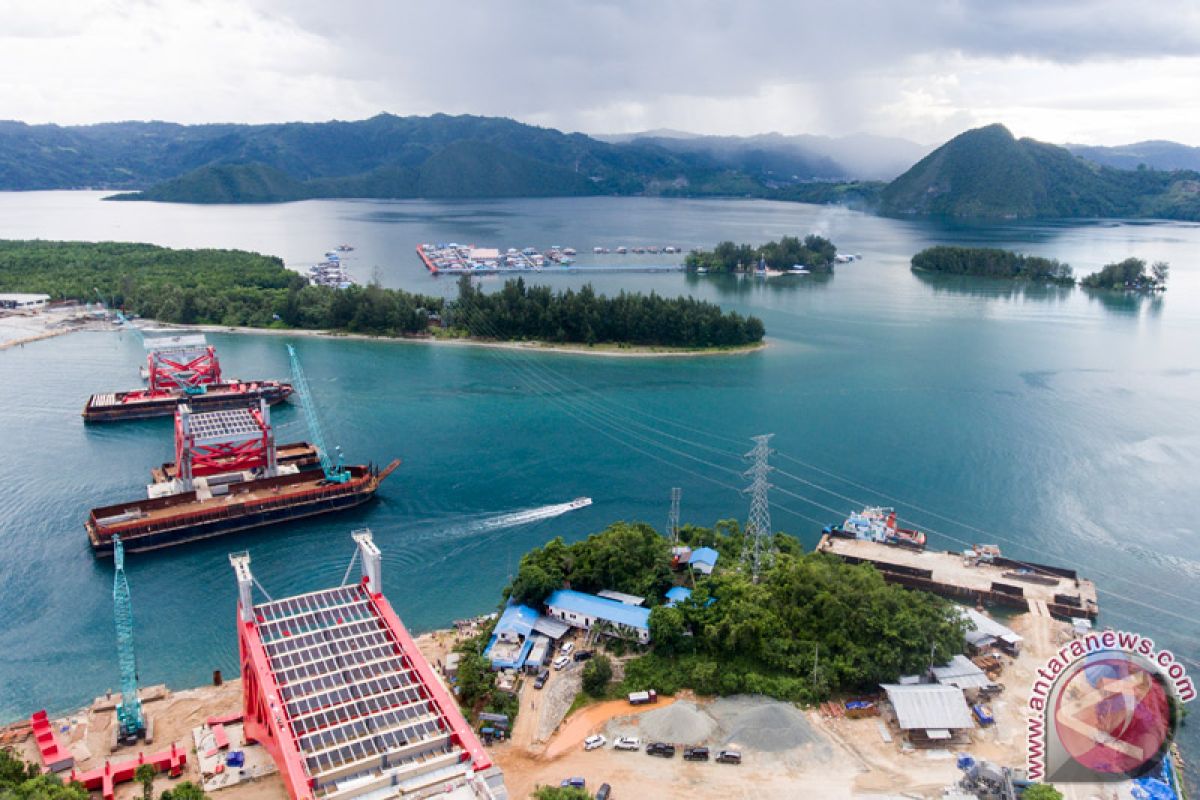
(134, 763, 156, 800)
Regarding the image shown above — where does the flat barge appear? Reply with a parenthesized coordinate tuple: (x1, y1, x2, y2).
(83, 380, 293, 423)
(817, 534, 1099, 620)
(87, 459, 400, 555)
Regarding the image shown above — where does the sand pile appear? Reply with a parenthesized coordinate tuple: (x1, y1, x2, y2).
(634, 701, 719, 743)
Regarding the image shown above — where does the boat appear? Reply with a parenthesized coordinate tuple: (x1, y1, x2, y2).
(335, 244, 355, 252)
(616, 246, 628, 254)
(824, 506, 927, 550)
(788, 265, 811, 274)
(568, 497, 593, 510)
(562, 247, 577, 256)
(83, 381, 293, 423)
(87, 460, 400, 555)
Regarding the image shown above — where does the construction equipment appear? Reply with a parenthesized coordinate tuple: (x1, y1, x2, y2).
(286, 344, 349, 483)
(112, 535, 146, 744)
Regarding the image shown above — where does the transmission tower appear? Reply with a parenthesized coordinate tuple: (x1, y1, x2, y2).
(667, 487, 682, 543)
(741, 434, 775, 580)
(112, 535, 146, 743)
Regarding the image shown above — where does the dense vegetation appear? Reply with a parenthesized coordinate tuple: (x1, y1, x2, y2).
(684, 235, 838, 274)
(910, 246, 1075, 284)
(881, 123, 1200, 221)
(532, 788, 590, 800)
(451, 275, 765, 348)
(1, 241, 763, 347)
(1080, 257, 1169, 291)
(0, 240, 439, 333)
(507, 521, 965, 702)
(452, 621, 521, 726)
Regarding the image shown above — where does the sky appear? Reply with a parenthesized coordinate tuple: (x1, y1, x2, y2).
(1, 0, 1198, 146)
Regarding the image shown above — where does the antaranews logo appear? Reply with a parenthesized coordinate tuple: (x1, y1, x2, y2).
(1027, 630, 1194, 783)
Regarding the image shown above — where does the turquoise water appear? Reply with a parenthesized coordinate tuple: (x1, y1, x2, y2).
(0, 193, 1197, 772)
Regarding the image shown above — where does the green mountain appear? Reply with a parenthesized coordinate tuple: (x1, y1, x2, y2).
(880, 124, 1200, 220)
(1067, 140, 1200, 172)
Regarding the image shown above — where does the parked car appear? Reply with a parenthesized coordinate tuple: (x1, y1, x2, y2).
(596, 783, 612, 800)
(716, 749, 742, 764)
(573, 650, 593, 662)
(560, 641, 575, 656)
(683, 746, 710, 761)
(552, 655, 570, 671)
(646, 742, 675, 758)
(533, 669, 549, 689)
(584, 734, 607, 751)
(560, 777, 586, 788)
(613, 736, 641, 751)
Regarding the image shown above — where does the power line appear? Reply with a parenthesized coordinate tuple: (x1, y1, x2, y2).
(742, 434, 775, 581)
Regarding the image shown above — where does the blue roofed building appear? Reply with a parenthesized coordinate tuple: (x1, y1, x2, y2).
(664, 586, 693, 607)
(688, 546, 720, 575)
(483, 603, 540, 670)
(545, 589, 652, 644)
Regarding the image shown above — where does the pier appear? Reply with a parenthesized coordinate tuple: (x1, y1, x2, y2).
(817, 534, 1099, 620)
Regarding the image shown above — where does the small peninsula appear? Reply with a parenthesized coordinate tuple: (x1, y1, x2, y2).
(0, 240, 764, 351)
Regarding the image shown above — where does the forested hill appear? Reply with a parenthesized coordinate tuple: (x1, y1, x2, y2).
(879, 124, 1200, 221)
(0, 113, 800, 202)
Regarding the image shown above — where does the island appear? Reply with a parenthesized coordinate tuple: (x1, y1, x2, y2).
(0, 240, 764, 352)
(1080, 257, 1169, 292)
(685, 234, 839, 274)
(910, 246, 1075, 284)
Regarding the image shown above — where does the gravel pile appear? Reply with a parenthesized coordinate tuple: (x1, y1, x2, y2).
(635, 701, 719, 743)
(710, 695, 831, 759)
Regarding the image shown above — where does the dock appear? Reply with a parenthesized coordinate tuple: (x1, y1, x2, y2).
(816, 534, 1099, 620)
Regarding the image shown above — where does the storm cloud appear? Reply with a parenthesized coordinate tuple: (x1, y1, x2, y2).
(1, 0, 1198, 144)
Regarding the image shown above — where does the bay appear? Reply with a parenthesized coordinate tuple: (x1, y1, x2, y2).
(0, 193, 1197, 770)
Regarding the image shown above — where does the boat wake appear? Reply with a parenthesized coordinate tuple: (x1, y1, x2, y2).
(467, 498, 592, 533)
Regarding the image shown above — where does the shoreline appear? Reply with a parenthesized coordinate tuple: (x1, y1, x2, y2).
(163, 322, 769, 358)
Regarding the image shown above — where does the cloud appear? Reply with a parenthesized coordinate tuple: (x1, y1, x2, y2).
(0, 0, 1198, 145)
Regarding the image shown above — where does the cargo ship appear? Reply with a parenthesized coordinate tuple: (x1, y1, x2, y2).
(83, 335, 292, 423)
(87, 398, 398, 555)
(824, 506, 927, 550)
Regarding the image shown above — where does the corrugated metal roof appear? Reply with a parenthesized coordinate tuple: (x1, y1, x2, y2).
(597, 589, 646, 606)
(881, 683, 975, 731)
(664, 586, 693, 607)
(960, 607, 1023, 645)
(931, 655, 991, 690)
(531, 616, 570, 639)
(545, 589, 651, 630)
(689, 547, 720, 566)
(493, 603, 539, 637)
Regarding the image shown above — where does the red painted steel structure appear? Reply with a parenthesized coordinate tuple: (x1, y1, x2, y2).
(236, 577, 491, 800)
(68, 744, 186, 800)
(29, 710, 73, 773)
(174, 404, 273, 480)
(148, 346, 222, 394)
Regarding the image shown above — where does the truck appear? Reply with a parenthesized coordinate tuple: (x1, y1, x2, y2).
(627, 690, 658, 705)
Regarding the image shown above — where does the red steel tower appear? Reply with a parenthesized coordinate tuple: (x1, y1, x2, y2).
(174, 400, 276, 489)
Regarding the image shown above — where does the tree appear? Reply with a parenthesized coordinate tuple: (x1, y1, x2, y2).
(582, 655, 613, 697)
(134, 764, 156, 800)
(533, 788, 590, 800)
(1020, 785, 1064, 800)
(159, 782, 208, 800)
(1151, 260, 1170, 285)
(648, 606, 688, 657)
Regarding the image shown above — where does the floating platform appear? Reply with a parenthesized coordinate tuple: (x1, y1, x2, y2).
(83, 381, 293, 423)
(87, 460, 400, 555)
(817, 534, 1099, 620)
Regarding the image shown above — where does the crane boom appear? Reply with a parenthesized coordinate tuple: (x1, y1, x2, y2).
(286, 344, 349, 483)
(112, 535, 145, 740)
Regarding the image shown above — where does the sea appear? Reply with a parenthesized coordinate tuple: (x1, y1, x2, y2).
(0, 192, 1197, 776)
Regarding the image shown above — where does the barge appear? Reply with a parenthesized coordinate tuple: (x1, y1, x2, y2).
(88, 460, 400, 555)
(84, 380, 293, 423)
(84, 335, 292, 422)
(150, 441, 319, 484)
(817, 534, 1099, 620)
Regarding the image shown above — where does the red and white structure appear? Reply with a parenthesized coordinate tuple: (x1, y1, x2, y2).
(145, 334, 222, 395)
(174, 400, 277, 489)
(231, 531, 507, 800)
